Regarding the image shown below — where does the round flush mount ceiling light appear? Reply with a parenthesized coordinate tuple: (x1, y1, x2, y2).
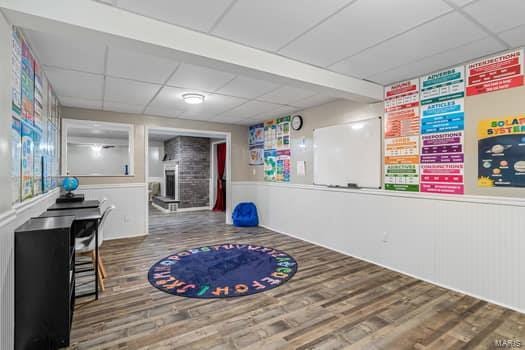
(182, 93, 205, 105)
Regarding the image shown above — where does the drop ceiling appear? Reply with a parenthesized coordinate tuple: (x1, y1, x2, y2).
(19, 0, 525, 125)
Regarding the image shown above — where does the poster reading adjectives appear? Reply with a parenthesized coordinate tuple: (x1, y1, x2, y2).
(21, 122, 34, 200)
(11, 118, 21, 204)
(467, 49, 524, 96)
(384, 79, 420, 191)
(419, 66, 465, 194)
(21, 40, 35, 124)
(248, 123, 264, 166)
(11, 30, 22, 118)
(478, 116, 525, 187)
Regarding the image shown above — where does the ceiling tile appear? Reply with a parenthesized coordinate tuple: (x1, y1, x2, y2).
(168, 63, 235, 92)
(105, 77, 160, 105)
(45, 68, 104, 100)
(216, 76, 279, 99)
(368, 36, 506, 85)
(25, 30, 106, 74)
(182, 93, 247, 116)
(279, 0, 452, 67)
(59, 96, 103, 110)
(447, 0, 475, 6)
(330, 12, 487, 79)
(463, 0, 525, 33)
(498, 24, 525, 48)
(216, 100, 280, 120)
(146, 86, 188, 116)
(103, 101, 145, 114)
(292, 95, 337, 109)
(258, 86, 316, 105)
(107, 47, 178, 84)
(212, 0, 351, 52)
(115, 0, 234, 32)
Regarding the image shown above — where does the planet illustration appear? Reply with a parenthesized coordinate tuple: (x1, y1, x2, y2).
(486, 144, 512, 154)
(514, 161, 525, 173)
(483, 161, 491, 168)
(500, 160, 508, 167)
(492, 168, 501, 175)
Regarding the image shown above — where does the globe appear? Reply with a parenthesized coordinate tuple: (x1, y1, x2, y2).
(62, 176, 79, 192)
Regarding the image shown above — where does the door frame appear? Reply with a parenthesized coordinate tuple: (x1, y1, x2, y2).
(210, 140, 227, 209)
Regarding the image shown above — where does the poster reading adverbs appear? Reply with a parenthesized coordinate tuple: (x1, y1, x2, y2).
(384, 79, 420, 191)
(264, 149, 277, 181)
(467, 49, 524, 96)
(248, 123, 264, 166)
(421, 65, 465, 103)
(420, 132, 465, 194)
(33, 130, 43, 196)
(276, 150, 291, 182)
(11, 118, 21, 204)
(34, 62, 44, 131)
(478, 116, 525, 187)
(21, 122, 34, 200)
(21, 41, 35, 124)
(11, 29, 22, 118)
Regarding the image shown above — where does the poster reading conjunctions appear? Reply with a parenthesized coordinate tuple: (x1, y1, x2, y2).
(420, 66, 465, 194)
(11, 118, 21, 204)
(478, 116, 525, 188)
(248, 123, 264, 166)
(21, 121, 34, 200)
(467, 49, 524, 96)
(384, 79, 420, 191)
(11, 30, 22, 118)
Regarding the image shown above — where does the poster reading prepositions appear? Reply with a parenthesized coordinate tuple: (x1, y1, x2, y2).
(384, 79, 420, 191)
(11, 118, 21, 204)
(248, 123, 264, 166)
(478, 116, 525, 187)
(467, 49, 524, 96)
(21, 121, 34, 200)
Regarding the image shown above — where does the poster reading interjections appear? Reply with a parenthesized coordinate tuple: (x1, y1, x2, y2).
(21, 121, 34, 200)
(384, 79, 420, 191)
(11, 118, 21, 204)
(478, 116, 525, 188)
(263, 117, 292, 182)
(467, 49, 524, 96)
(21, 40, 35, 124)
(420, 66, 465, 194)
(11, 29, 22, 118)
(248, 123, 264, 166)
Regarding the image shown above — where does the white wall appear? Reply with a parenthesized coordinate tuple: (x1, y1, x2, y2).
(67, 144, 129, 176)
(232, 182, 525, 313)
(148, 140, 164, 179)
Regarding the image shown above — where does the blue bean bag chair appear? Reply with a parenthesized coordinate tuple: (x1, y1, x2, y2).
(232, 202, 259, 227)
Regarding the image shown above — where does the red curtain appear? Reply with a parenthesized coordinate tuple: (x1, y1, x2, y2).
(213, 143, 226, 211)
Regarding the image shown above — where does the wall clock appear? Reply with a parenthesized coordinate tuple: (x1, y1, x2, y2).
(291, 115, 303, 131)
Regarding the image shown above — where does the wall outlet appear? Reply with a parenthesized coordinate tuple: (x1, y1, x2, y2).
(382, 232, 389, 243)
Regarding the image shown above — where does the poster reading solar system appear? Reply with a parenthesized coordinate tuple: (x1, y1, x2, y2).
(478, 116, 525, 187)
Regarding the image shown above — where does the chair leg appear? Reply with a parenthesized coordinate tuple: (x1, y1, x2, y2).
(97, 264, 105, 292)
(98, 253, 107, 279)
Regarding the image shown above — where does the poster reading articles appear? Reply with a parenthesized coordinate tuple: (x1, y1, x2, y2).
(478, 116, 525, 188)
(467, 49, 524, 96)
(384, 79, 420, 191)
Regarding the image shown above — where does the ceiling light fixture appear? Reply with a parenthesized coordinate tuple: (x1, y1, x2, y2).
(182, 93, 205, 105)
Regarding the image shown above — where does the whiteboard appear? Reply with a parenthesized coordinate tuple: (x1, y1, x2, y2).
(313, 117, 381, 189)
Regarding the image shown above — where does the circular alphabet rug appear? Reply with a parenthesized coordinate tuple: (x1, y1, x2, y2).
(148, 243, 298, 298)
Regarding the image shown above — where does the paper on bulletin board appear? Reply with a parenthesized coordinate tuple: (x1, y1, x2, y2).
(421, 99, 464, 134)
(21, 121, 34, 200)
(11, 118, 21, 204)
(384, 164, 420, 192)
(466, 49, 524, 96)
(477, 115, 525, 187)
(11, 29, 22, 118)
(297, 161, 306, 177)
(21, 40, 35, 124)
(420, 65, 465, 104)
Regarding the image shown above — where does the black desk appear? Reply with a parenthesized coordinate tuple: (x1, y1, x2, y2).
(41, 207, 102, 299)
(48, 200, 100, 211)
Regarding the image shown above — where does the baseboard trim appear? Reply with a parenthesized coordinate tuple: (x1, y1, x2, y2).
(176, 206, 211, 212)
(104, 232, 148, 241)
(259, 223, 525, 315)
(151, 202, 171, 214)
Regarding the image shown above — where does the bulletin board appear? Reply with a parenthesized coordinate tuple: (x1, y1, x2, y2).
(261, 116, 291, 182)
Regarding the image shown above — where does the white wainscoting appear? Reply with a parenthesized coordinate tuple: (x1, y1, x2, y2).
(0, 189, 60, 350)
(232, 181, 525, 313)
(76, 183, 148, 240)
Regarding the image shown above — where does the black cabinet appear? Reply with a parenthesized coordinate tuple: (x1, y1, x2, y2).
(15, 216, 76, 350)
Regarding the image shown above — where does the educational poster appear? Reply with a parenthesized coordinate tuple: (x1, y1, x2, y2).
(21, 40, 35, 124)
(264, 120, 276, 150)
(384, 79, 420, 191)
(21, 122, 34, 200)
(34, 62, 44, 131)
(420, 66, 465, 194)
(478, 116, 525, 187)
(44, 121, 54, 192)
(11, 118, 21, 204)
(466, 49, 524, 96)
(264, 149, 277, 181)
(276, 149, 291, 182)
(33, 130, 43, 195)
(11, 29, 22, 118)
(248, 123, 264, 166)
(276, 116, 291, 151)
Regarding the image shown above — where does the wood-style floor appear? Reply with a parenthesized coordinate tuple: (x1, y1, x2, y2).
(68, 209, 525, 350)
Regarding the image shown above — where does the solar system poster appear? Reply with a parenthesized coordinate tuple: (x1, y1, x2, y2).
(478, 116, 525, 187)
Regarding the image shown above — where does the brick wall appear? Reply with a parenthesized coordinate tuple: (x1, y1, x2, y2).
(164, 136, 210, 208)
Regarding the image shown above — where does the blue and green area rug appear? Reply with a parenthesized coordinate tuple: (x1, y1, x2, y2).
(148, 243, 297, 298)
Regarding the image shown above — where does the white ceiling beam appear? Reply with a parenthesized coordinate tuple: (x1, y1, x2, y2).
(0, 0, 383, 102)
